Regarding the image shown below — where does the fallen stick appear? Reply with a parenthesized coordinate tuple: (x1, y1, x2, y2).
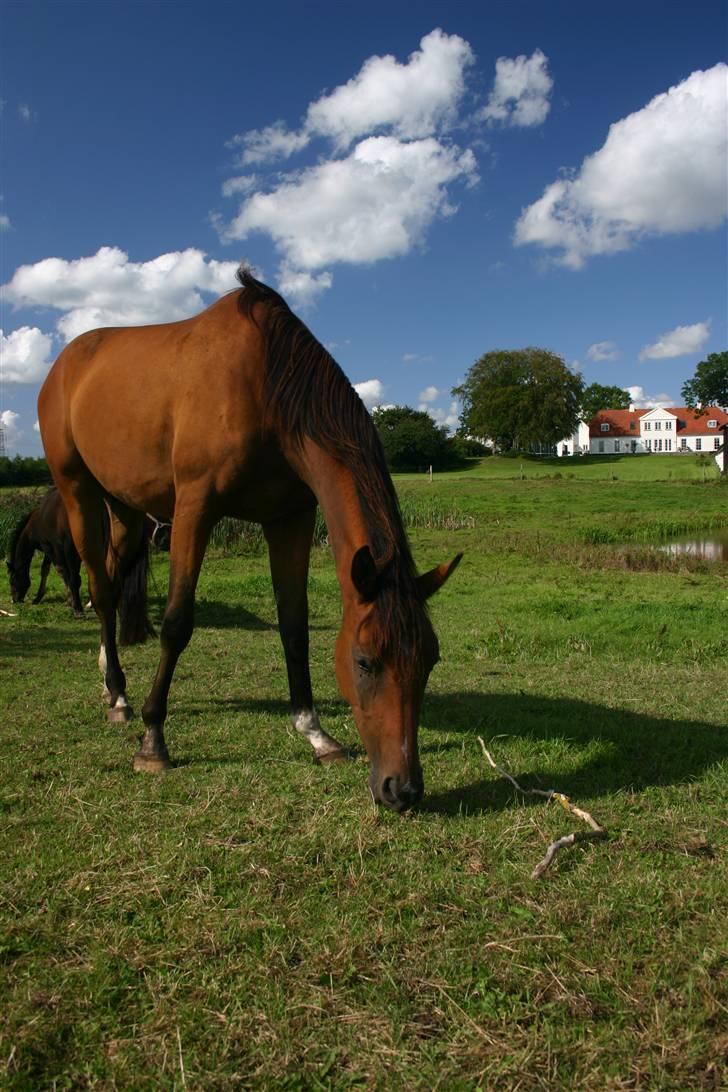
(477, 736, 608, 878)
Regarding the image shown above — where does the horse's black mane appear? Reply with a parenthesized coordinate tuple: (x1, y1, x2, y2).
(7, 511, 33, 565)
(237, 267, 432, 668)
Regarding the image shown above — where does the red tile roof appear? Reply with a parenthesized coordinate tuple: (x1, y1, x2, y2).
(588, 409, 647, 438)
(665, 407, 728, 435)
(588, 406, 728, 438)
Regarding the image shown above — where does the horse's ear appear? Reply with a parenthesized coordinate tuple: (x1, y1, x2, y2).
(351, 545, 378, 602)
(417, 553, 463, 600)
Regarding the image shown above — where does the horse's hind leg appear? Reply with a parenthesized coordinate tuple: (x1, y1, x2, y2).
(56, 476, 132, 722)
(64, 542, 84, 619)
(135, 493, 214, 773)
(263, 508, 346, 763)
(32, 554, 51, 604)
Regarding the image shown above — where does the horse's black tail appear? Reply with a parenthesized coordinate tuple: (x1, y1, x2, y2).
(118, 531, 155, 646)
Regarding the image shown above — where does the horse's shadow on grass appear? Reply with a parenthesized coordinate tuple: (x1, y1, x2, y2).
(198, 690, 727, 815)
(417, 691, 728, 815)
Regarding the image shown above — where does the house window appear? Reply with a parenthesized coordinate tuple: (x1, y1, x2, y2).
(614, 440, 620, 452)
(654, 421, 662, 431)
(630, 421, 636, 430)
(644, 422, 651, 431)
(696, 439, 702, 451)
(598, 440, 605, 453)
(645, 439, 652, 451)
(666, 439, 671, 451)
(708, 420, 717, 428)
(656, 438, 662, 451)
(665, 421, 672, 430)
(600, 423, 610, 432)
(681, 438, 687, 450)
(715, 439, 721, 450)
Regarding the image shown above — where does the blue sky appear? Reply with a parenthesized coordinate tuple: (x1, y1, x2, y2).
(1, 0, 726, 454)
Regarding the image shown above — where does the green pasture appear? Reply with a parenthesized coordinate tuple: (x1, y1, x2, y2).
(1, 462, 727, 1089)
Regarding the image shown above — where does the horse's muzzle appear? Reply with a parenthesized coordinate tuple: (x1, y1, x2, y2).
(376, 774, 423, 813)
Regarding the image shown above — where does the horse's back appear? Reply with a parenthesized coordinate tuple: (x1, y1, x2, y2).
(39, 291, 267, 514)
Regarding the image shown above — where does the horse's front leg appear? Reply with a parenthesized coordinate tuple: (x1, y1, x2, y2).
(32, 553, 51, 604)
(263, 509, 347, 764)
(135, 496, 213, 773)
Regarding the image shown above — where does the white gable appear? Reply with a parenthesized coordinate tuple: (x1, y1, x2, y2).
(640, 407, 677, 422)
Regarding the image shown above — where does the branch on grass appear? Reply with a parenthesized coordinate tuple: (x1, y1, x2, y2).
(477, 736, 608, 878)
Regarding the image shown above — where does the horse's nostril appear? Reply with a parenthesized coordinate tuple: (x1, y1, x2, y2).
(379, 776, 423, 812)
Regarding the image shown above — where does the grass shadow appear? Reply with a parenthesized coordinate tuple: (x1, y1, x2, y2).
(419, 690, 728, 814)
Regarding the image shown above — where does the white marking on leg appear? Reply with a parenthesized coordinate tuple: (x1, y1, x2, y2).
(99, 644, 111, 702)
(113, 694, 129, 711)
(292, 709, 343, 757)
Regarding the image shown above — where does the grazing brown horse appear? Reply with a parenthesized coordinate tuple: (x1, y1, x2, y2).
(6, 487, 85, 616)
(6, 486, 153, 640)
(38, 270, 460, 811)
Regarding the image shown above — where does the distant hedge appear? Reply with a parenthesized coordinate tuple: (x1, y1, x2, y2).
(0, 456, 53, 488)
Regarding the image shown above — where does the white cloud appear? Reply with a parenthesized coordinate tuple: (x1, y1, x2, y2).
(426, 400, 460, 431)
(221, 174, 258, 198)
(480, 49, 553, 128)
(232, 29, 474, 164)
(0, 409, 22, 449)
(587, 340, 619, 361)
(0, 214, 10, 231)
(354, 378, 385, 408)
(418, 385, 440, 403)
(277, 264, 333, 309)
(0, 326, 54, 383)
(515, 63, 728, 267)
(223, 135, 477, 272)
(625, 385, 674, 410)
(33, 419, 40, 432)
(18, 103, 34, 123)
(2, 247, 240, 343)
(639, 320, 710, 360)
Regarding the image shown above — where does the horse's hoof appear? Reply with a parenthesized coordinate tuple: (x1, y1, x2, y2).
(108, 704, 133, 723)
(133, 751, 172, 774)
(315, 748, 349, 765)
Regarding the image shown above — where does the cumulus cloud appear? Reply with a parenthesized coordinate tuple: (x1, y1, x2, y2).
(232, 29, 474, 164)
(2, 246, 240, 343)
(277, 264, 333, 309)
(587, 340, 619, 361)
(426, 400, 460, 431)
(218, 30, 482, 301)
(0, 213, 10, 231)
(515, 64, 728, 267)
(1, 326, 54, 383)
(480, 49, 553, 127)
(418, 385, 440, 403)
(0, 409, 22, 449)
(639, 320, 710, 360)
(353, 378, 385, 408)
(223, 136, 477, 275)
(625, 386, 674, 410)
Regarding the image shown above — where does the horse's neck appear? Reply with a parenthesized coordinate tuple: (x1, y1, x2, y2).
(14, 525, 36, 567)
(297, 442, 369, 595)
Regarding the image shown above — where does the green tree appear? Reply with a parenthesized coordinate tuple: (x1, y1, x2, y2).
(681, 351, 728, 411)
(452, 348, 583, 452)
(372, 406, 450, 471)
(580, 383, 632, 422)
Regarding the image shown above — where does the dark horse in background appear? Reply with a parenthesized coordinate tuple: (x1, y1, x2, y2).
(6, 486, 163, 642)
(7, 487, 85, 617)
(38, 270, 460, 812)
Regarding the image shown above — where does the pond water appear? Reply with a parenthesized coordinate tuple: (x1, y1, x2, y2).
(657, 529, 728, 562)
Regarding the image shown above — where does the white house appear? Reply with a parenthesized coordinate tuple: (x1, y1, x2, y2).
(557, 406, 728, 457)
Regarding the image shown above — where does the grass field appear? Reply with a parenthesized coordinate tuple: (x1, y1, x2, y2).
(1, 455, 727, 1089)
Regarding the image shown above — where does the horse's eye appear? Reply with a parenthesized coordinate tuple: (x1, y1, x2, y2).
(356, 656, 373, 675)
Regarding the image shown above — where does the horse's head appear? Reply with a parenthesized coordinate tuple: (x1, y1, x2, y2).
(6, 558, 31, 603)
(336, 546, 462, 812)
